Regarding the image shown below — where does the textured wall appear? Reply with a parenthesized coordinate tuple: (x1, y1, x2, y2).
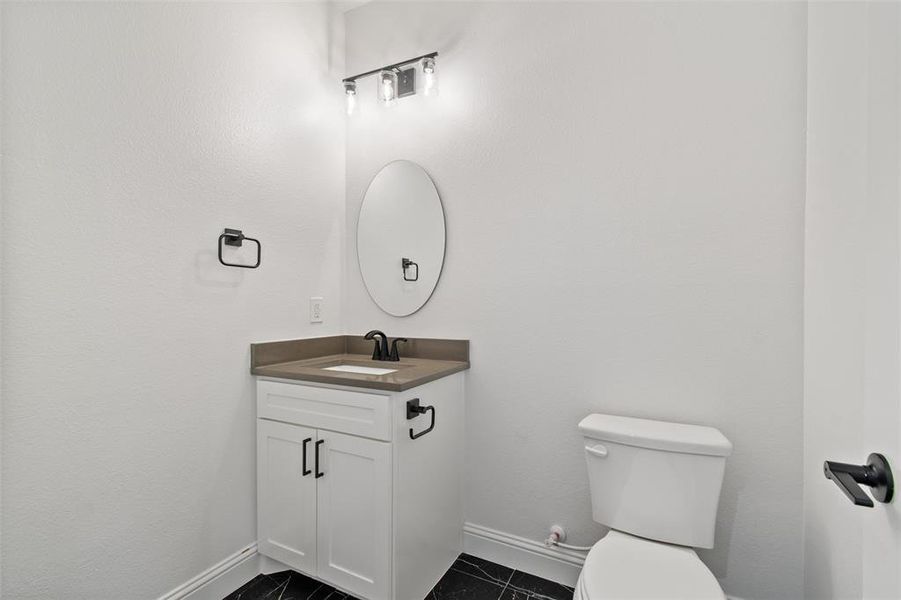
(0, 3, 344, 598)
(344, 3, 806, 599)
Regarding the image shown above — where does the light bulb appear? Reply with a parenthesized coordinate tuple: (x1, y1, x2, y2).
(344, 80, 357, 116)
(378, 70, 397, 106)
(421, 56, 438, 96)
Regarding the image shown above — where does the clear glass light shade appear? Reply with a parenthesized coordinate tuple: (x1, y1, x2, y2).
(344, 81, 357, 116)
(378, 70, 398, 106)
(421, 57, 438, 96)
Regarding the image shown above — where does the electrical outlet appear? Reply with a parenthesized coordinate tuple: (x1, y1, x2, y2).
(310, 297, 323, 323)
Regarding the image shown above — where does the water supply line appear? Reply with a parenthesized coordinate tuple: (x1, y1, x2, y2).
(544, 526, 594, 552)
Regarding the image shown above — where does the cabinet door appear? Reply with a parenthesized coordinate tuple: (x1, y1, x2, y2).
(257, 419, 317, 575)
(316, 431, 392, 600)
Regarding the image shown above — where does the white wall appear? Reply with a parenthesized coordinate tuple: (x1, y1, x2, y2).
(344, 3, 807, 599)
(804, 3, 901, 599)
(0, 3, 344, 598)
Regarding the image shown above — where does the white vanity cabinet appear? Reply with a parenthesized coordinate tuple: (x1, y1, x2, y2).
(255, 373, 464, 600)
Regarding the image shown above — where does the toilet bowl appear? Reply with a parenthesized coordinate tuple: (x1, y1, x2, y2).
(573, 531, 724, 600)
(575, 414, 732, 600)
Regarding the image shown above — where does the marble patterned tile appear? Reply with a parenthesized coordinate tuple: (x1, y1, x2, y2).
(265, 570, 330, 600)
(307, 584, 357, 600)
(498, 587, 534, 600)
(427, 567, 505, 600)
(505, 571, 575, 600)
(223, 574, 283, 600)
(224, 570, 360, 600)
(223, 555, 570, 600)
(449, 554, 514, 586)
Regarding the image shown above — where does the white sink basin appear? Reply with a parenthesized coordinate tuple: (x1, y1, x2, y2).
(323, 364, 398, 376)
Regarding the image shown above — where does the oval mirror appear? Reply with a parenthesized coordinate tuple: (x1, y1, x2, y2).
(357, 161, 446, 317)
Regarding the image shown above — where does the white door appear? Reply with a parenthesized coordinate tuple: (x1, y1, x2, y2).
(805, 2, 901, 598)
(858, 6, 901, 594)
(257, 419, 318, 575)
(316, 430, 392, 600)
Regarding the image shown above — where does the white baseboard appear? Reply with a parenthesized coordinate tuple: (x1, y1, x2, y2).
(463, 522, 586, 588)
(158, 543, 260, 600)
(157, 531, 741, 600)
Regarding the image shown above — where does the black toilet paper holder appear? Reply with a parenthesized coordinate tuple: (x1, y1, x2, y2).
(407, 398, 435, 440)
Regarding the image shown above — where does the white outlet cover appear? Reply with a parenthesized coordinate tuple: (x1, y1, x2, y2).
(310, 297, 323, 323)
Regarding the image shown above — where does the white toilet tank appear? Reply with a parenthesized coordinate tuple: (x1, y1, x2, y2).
(579, 413, 732, 549)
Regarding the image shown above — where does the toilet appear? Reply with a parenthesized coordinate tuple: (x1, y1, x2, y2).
(574, 413, 733, 600)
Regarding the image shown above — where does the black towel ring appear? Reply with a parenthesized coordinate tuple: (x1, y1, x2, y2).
(218, 228, 261, 269)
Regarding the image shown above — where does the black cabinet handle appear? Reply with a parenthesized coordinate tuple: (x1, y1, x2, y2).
(302, 437, 312, 477)
(407, 398, 436, 440)
(824, 453, 894, 507)
(315, 439, 325, 479)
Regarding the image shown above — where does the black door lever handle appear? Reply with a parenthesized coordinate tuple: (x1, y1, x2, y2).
(824, 453, 894, 507)
(827, 468, 874, 506)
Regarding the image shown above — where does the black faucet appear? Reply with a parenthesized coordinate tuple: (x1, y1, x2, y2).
(364, 330, 390, 361)
(389, 338, 407, 361)
(364, 331, 406, 362)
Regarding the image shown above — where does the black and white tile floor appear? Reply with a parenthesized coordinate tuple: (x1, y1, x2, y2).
(224, 553, 575, 600)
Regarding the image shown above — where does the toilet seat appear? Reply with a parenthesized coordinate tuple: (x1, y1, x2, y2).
(576, 530, 725, 600)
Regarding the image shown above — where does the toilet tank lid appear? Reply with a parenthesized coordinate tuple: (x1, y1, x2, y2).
(579, 414, 733, 457)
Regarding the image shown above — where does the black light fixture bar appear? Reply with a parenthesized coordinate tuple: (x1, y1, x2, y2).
(342, 51, 438, 83)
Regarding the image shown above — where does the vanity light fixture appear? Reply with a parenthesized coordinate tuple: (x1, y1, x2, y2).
(342, 51, 438, 115)
(344, 80, 357, 115)
(378, 70, 398, 106)
(421, 56, 438, 96)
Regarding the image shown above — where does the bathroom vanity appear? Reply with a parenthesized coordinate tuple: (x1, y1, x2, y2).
(250, 335, 469, 600)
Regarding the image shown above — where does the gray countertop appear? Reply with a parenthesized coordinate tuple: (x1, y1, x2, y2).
(250, 336, 469, 392)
